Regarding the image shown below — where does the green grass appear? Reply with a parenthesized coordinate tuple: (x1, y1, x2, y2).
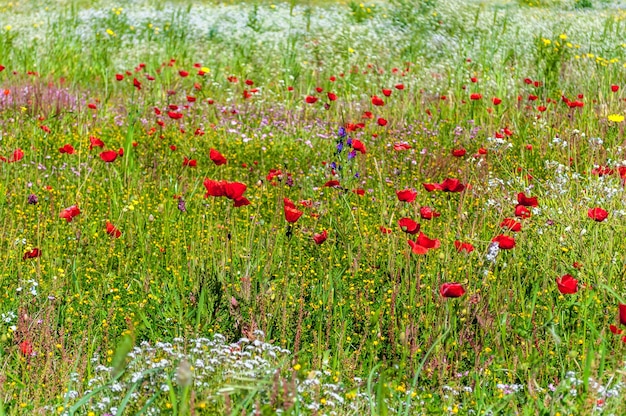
(1, 0, 626, 414)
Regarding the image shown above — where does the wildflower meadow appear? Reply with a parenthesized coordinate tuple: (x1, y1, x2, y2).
(2, 0, 626, 414)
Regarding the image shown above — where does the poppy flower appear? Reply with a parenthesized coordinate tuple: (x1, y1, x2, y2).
(23, 248, 41, 260)
(19, 341, 33, 356)
(419, 206, 440, 220)
(223, 182, 246, 200)
(179, 70, 189, 77)
(492, 97, 502, 105)
(167, 111, 183, 120)
(100, 150, 118, 163)
(492, 234, 515, 249)
(305, 96, 318, 104)
(283, 197, 296, 209)
(115, 74, 124, 81)
(470, 93, 482, 100)
(398, 218, 420, 234)
(59, 144, 75, 154)
(440, 178, 465, 193)
(452, 148, 466, 157)
(371, 96, 384, 106)
(395, 84, 404, 90)
(183, 157, 197, 167)
(362, 111, 374, 119)
(515, 205, 531, 218)
(588, 207, 608, 222)
(105, 221, 122, 238)
(454, 240, 474, 253)
(352, 139, 366, 154)
(377, 118, 388, 126)
(394, 142, 411, 151)
(203, 179, 226, 197)
(556, 274, 578, 294)
(517, 192, 538, 207)
(133, 78, 142, 90)
(610, 324, 623, 334)
(396, 189, 417, 203)
(324, 180, 341, 188)
(233, 196, 250, 207)
(408, 232, 440, 254)
(423, 183, 442, 192)
(611, 85, 620, 92)
(620, 304, 626, 326)
(500, 218, 522, 232)
(353, 188, 365, 196)
(89, 137, 104, 149)
(59, 205, 81, 222)
(327, 92, 337, 101)
(284, 206, 303, 223)
(209, 149, 227, 165)
(313, 230, 328, 245)
(440, 283, 466, 298)
(382, 89, 392, 97)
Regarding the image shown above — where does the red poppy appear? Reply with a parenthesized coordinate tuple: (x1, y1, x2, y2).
(284, 206, 303, 223)
(620, 304, 626, 326)
(440, 283, 466, 298)
(19, 340, 33, 356)
(419, 206, 440, 220)
(327, 92, 337, 101)
(100, 150, 118, 163)
(478, 147, 488, 155)
(23, 248, 42, 260)
(556, 274, 578, 294)
(454, 240, 474, 253)
(283, 197, 296, 209)
(183, 157, 197, 167)
(59, 205, 81, 222)
(209, 149, 227, 165)
(470, 93, 482, 100)
(167, 111, 183, 120)
(362, 111, 374, 119)
(514, 204, 531, 218)
(353, 188, 365, 196)
(324, 180, 341, 188)
(59, 144, 75, 154)
(352, 139, 366, 154)
(203, 179, 226, 197)
(105, 221, 122, 238)
(382, 89, 392, 97)
(179, 70, 189, 77)
(371, 96, 384, 106)
(492, 97, 502, 105)
(305, 96, 318, 104)
(377, 118, 388, 126)
(313, 230, 328, 244)
(233, 196, 250, 207)
(398, 218, 420, 235)
(223, 182, 246, 200)
(133, 78, 142, 90)
(440, 178, 465, 193)
(517, 192, 538, 207)
(88, 103, 97, 110)
(423, 183, 442, 192)
(588, 207, 608, 222)
(395, 84, 404, 90)
(115, 74, 124, 81)
(408, 232, 440, 254)
(500, 218, 522, 232)
(611, 85, 620, 92)
(452, 148, 466, 157)
(394, 142, 411, 151)
(492, 234, 515, 249)
(396, 189, 417, 203)
(610, 324, 623, 334)
(89, 136, 104, 149)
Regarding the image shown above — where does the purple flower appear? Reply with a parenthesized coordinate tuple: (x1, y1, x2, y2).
(336, 141, 344, 153)
(28, 194, 38, 205)
(348, 150, 357, 160)
(177, 197, 186, 212)
(338, 126, 346, 138)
